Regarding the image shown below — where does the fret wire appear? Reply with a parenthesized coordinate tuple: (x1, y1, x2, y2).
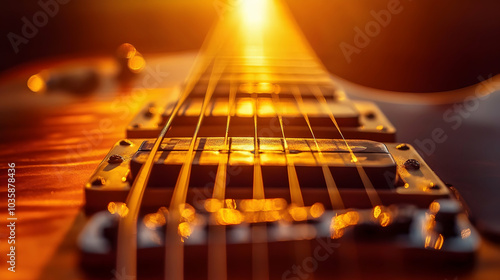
(290, 85, 345, 209)
(310, 84, 382, 207)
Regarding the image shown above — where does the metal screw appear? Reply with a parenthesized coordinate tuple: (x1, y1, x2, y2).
(365, 111, 376, 119)
(428, 183, 440, 190)
(131, 123, 142, 129)
(108, 154, 124, 164)
(404, 159, 420, 170)
(119, 139, 133, 146)
(91, 176, 106, 186)
(144, 107, 156, 118)
(396, 144, 410, 150)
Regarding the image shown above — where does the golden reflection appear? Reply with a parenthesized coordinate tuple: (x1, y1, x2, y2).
(289, 205, 308, 221)
(350, 155, 359, 163)
(257, 82, 275, 93)
(309, 203, 325, 218)
(128, 53, 146, 73)
(143, 212, 167, 229)
(215, 208, 244, 225)
(425, 233, 444, 250)
(425, 214, 436, 231)
(205, 198, 223, 213)
(429, 201, 441, 214)
(330, 215, 346, 239)
(239, 82, 277, 94)
(236, 98, 254, 117)
(178, 222, 192, 242)
(240, 198, 287, 212)
(435, 234, 444, 250)
(258, 98, 276, 116)
(107, 202, 129, 217)
(225, 198, 237, 209)
(378, 212, 391, 227)
(180, 203, 196, 223)
(343, 211, 360, 226)
(206, 199, 325, 224)
(117, 43, 137, 59)
(373, 205, 382, 219)
(330, 211, 360, 239)
(263, 210, 281, 222)
(461, 228, 472, 239)
(27, 74, 46, 93)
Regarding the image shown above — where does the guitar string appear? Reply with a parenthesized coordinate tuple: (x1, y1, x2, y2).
(207, 77, 237, 280)
(310, 85, 382, 207)
(113, 13, 231, 278)
(270, 85, 317, 278)
(164, 59, 227, 280)
(251, 88, 270, 280)
(114, 45, 219, 280)
(290, 85, 345, 209)
(270, 0, 381, 208)
(270, 89, 304, 207)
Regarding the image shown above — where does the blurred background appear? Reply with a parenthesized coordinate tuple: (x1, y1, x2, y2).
(1, 0, 499, 92)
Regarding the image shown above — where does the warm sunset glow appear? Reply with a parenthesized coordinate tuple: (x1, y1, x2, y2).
(240, 0, 268, 27)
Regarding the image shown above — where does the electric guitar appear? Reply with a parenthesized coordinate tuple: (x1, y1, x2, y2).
(1, 0, 500, 280)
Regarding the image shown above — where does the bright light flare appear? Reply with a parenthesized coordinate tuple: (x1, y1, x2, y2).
(240, 0, 268, 27)
(27, 74, 46, 93)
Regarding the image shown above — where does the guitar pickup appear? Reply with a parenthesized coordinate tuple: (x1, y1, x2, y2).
(126, 85, 396, 142)
(129, 138, 397, 192)
(84, 138, 450, 214)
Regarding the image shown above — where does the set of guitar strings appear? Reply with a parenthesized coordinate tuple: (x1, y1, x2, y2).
(114, 1, 388, 279)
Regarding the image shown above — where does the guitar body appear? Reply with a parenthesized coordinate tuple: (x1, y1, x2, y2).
(1, 1, 500, 279)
